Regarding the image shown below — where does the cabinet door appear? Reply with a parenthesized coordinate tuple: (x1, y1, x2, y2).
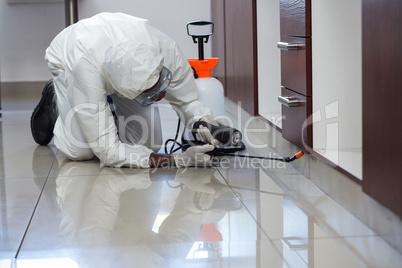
(280, 0, 311, 36)
(211, 0, 259, 116)
(225, 0, 258, 115)
(280, 87, 312, 149)
(279, 36, 312, 96)
(362, 0, 402, 217)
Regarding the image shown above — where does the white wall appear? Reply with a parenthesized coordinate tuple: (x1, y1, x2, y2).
(0, 1, 65, 82)
(0, 0, 211, 82)
(78, 0, 211, 62)
(257, 0, 281, 125)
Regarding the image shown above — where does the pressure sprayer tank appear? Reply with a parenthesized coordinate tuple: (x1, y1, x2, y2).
(187, 21, 225, 117)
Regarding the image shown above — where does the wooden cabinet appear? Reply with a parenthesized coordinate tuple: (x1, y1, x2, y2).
(278, 0, 312, 149)
(211, 0, 258, 116)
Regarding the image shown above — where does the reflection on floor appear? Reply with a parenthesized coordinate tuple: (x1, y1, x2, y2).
(0, 106, 401, 268)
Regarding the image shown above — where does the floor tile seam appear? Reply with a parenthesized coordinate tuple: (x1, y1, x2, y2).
(215, 168, 293, 267)
(13, 155, 58, 259)
(216, 169, 269, 235)
(228, 185, 284, 196)
(13, 182, 48, 259)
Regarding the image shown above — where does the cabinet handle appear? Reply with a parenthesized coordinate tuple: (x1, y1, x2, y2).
(277, 42, 305, 50)
(278, 95, 303, 107)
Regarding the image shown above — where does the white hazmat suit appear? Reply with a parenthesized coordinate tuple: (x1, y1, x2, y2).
(45, 12, 212, 168)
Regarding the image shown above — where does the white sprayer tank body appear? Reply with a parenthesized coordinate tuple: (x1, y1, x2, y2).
(195, 77, 225, 117)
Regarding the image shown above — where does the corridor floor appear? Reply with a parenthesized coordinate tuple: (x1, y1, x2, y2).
(0, 106, 401, 268)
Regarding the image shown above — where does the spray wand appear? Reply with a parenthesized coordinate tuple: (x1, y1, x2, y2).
(211, 150, 304, 163)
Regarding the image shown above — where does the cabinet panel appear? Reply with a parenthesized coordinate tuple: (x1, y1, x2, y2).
(362, 0, 402, 217)
(280, 0, 311, 36)
(224, 0, 258, 115)
(280, 87, 312, 149)
(279, 36, 312, 96)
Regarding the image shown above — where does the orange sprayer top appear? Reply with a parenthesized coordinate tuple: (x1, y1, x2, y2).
(198, 224, 223, 242)
(187, 58, 219, 78)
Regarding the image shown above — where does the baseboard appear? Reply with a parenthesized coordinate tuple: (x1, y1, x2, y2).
(0, 81, 47, 111)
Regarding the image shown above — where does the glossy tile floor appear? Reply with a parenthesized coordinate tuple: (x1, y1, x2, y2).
(1, 106, 401, 268)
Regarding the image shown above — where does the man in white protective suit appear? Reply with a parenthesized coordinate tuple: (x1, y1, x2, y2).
(30, 12, 225, 168)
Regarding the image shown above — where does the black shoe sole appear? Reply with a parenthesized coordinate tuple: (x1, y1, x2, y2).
(30, 80, 57, 145)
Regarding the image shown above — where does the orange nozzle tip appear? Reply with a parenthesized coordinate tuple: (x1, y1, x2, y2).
(295, 151, 304, 159)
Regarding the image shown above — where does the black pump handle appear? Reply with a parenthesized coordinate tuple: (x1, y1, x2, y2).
(186, 21, 214, 38)
(186, 21, 214, 61)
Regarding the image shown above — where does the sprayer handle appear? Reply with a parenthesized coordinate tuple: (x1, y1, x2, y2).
(187, 21, 214, 61)
(186, 21, 214, 38)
